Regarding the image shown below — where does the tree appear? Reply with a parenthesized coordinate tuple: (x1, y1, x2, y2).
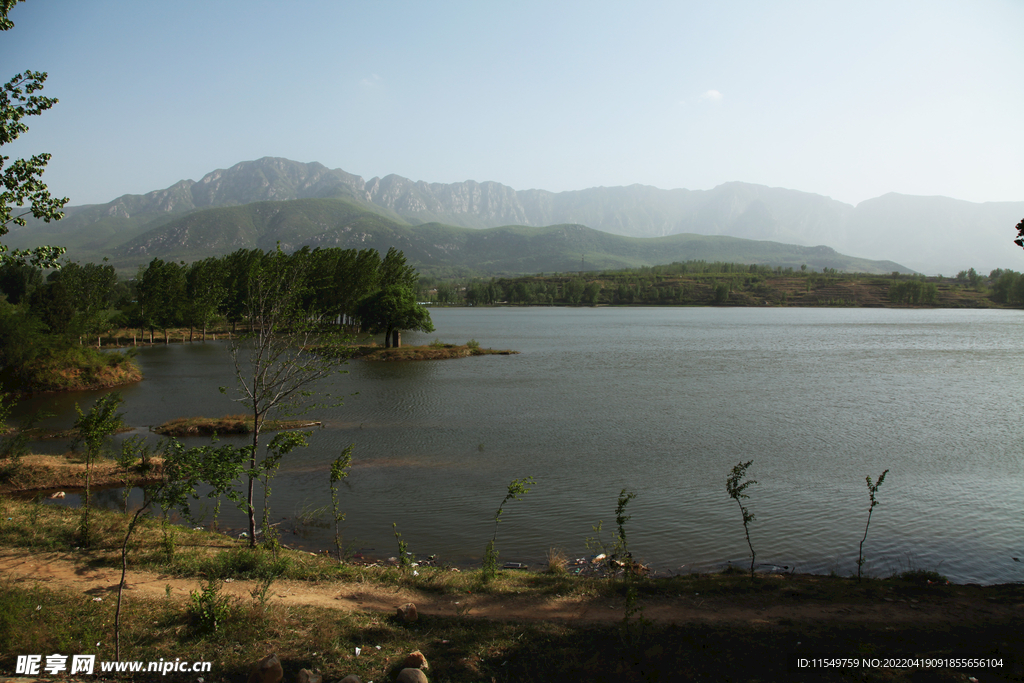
(0, 0, 68, 267)
(184, 257, 226, 341)
(356, 283, 434, 348)
(136, 258, 185, 343)
(726, 459, 758, 579)
(73, 393, 126, 547)
(1015, 218, 1024, 250)
(227, 248, 350, 547)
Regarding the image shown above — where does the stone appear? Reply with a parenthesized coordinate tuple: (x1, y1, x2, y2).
(402, 650, 428, 670)
(396, 669, 428, 683)
(246, 654, 282, 683)
(396, 602, 418, 622)
(338, 676, 362, 683)
(296, 669, 321, 683)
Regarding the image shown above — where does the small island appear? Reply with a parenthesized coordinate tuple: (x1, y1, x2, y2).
(354, 341, 518, 362)
(151, 415, 322, 437)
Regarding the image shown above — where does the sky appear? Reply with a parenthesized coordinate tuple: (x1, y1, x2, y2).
(2, 0, 1023, 208)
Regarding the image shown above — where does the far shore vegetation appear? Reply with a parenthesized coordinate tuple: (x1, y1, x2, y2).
(1, 251, 1016, 396)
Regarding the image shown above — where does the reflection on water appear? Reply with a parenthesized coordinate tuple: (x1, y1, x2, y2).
(12, 307, 1024, 584)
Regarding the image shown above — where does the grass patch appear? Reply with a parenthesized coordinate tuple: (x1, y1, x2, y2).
(1, 577, 1020, 683)
(0, 496, 1022, 681)
(0, 454, 164, 495)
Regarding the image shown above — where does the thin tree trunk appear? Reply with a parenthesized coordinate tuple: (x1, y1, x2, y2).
(247, 417, 260, 548)
(115, 504, 149, 661)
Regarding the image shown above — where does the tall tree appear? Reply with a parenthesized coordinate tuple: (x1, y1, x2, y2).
(136, 258, 185, 343)
(0, 0, 67, 267)
(185, 257, 226, 341)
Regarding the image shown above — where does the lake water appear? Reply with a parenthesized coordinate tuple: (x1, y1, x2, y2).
(14, 307, 1024, 584)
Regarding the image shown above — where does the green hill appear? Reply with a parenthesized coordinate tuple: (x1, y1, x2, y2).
(101, 197, 909, 275)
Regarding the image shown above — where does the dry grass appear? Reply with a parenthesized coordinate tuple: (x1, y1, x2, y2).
(546, 547, 568, 575)
(0, 454, 164, 495)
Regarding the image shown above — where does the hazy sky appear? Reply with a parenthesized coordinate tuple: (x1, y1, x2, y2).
(3, 0, 1022, 208)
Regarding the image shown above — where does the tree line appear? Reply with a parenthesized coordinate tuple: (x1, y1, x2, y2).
(0, 245, 433, 390)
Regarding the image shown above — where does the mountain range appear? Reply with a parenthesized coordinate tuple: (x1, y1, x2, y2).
(7, 157, 1022, 275)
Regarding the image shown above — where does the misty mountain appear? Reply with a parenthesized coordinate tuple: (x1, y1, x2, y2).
(7, 157, 1022, 273)
(112, 197, 908, 275)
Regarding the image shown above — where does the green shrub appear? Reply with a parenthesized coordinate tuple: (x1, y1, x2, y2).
(188, 580, 233, 635)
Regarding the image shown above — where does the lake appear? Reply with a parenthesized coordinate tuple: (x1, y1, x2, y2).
(14, 307, 1024, 584)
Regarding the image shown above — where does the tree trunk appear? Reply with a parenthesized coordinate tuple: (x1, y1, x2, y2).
(247, 416, 260, 548)
(189, 326, 193, 343)
(392, 330, 401, 348)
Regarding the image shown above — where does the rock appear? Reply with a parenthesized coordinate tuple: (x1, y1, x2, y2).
(247, 654, 282, 683)
(402, 650, 428, 670)
(338, 676, 362, 683)
(296, 669, 321, 683)
(396, 602, 418, 622)
(396, 669, 428, 683)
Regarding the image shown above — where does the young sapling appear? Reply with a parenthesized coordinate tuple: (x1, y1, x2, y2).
(483, 476, 534, 581)
(392, 522, 412, 570)
(726, 459, 758, 579)
(857, 468, 889, 581)
(329, 444, 354, 563)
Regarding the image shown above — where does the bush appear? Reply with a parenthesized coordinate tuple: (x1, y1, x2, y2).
(896, 569, 947, 585)
(188, 580, 233, 635)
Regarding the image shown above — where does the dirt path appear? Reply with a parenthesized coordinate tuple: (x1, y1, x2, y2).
(1, 548, 1019, 626)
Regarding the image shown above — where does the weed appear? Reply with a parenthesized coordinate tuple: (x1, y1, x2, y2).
(547, 547, 568, 575)
(188, 579, 233, 635)
(0, 392, 47, 481)
(726, 460, 757, 579)
(116, 435, 148, 514)
(857, 468, 889, 581)
(467, 339, 480, 350)
(294, 502, 330, 530)
(329, 444, 354, 562)
(613, 489, 649, 647)
(483, 476, 535, 582)
(897, 569, 947, 585)
(615, 488, 637, 562)
(585, 520, 610, 561)
(393, 522, 412, 570)
(160, 515, 176, 562)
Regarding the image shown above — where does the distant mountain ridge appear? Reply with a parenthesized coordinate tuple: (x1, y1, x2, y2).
(111, 197, 909, 276)
(8, 156, 1023, 274)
